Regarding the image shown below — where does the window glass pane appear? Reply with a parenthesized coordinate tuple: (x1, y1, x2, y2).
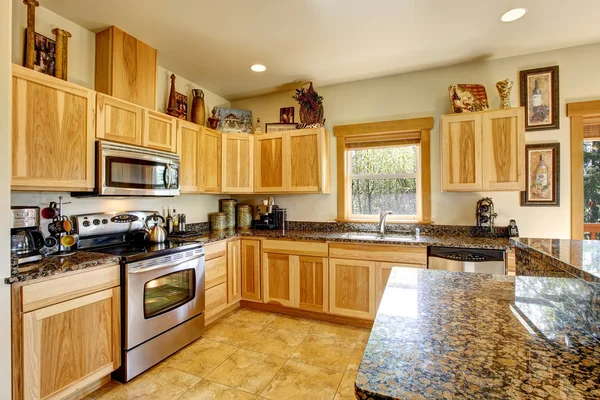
(351, 178, 417, 216)
(350, 146, 417, 175)
(144, 269, 195, 319)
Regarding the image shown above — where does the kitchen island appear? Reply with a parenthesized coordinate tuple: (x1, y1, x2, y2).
(355, 267, 600, 399)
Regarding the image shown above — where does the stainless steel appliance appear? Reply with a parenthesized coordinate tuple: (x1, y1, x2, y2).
(73, 140, 180, 197)
(428, 246, 506, 275)
(75, 211, 205, 382)
(254, 197, 287, 230)
(11, 206, 45, 264)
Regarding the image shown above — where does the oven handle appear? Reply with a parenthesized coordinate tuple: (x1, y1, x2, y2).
(128, 254, 204, 274)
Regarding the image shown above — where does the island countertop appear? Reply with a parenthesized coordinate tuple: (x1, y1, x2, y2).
(355, 267, 600, 399)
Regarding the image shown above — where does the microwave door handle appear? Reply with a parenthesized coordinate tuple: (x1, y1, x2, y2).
(164, 164, 172, 189)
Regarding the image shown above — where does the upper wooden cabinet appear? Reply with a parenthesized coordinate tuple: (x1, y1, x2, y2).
(96, 93, 144, 146)
(12, 65, 95, 192)
(222, 133, 254, 193)
(441, 107, 525, 192)
(177, 120, 204, 193)
(142, 109, 177, 152)
(254, 128, 331, 193)
(204, 128, 222, 193)
(95, 26, 158, 109)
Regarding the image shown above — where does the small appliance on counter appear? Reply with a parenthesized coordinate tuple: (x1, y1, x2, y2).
(253, 197, 287, 230)
(476, 197, 498, 229)
(10, 206, 45, 264)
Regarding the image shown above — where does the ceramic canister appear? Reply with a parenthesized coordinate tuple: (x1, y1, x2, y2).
(237, 205, 253, 229)
(220, 199, 237, 228)
(209, 212, 227, 231)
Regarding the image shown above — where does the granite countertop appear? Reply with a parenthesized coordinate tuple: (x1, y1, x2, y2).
(175, 228, 512, 250)
(512, 238, 600, 285)
(355, 267, 600, 399)
(6, 252, 120, 284)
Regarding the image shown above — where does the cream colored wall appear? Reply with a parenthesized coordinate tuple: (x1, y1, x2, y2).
(1, 0, 13, 396)
(10, 2, 232, 223)
(233, 43, 600, 238)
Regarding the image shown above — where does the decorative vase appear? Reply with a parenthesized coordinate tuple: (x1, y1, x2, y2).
(496, 78, 513, 109)
(207, 108, 220, 130)
(191, 89, 206, 125)
(298, 82, 324, 125)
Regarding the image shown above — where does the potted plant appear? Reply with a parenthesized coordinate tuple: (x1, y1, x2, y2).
(293, 82, 324, 126)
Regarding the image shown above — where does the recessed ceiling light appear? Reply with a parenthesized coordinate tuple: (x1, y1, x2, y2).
(250, 64, 267, 72)
(500, 8, 527, 22)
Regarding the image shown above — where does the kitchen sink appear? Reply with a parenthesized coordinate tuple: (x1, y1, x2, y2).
(338, 232, 418, 242)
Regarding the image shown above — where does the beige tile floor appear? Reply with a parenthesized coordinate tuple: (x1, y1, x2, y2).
(87, 308, 371, 400)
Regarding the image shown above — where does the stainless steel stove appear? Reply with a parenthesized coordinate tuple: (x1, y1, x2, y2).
(74, 211, 205, 382)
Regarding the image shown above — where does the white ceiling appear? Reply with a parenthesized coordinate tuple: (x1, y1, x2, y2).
(41, 0, 600, 101)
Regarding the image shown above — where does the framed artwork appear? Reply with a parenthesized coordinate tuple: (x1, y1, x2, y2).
(519, 66, 560, 131)
(280, 107, 294, 123)
(521, 142, 560, 207)
(266, 123, 298, 133)
(26, 30, 56, 77)
(175, 92, 188, 120)
(215, 107, 253, 133)
(448, 84, 489, 113)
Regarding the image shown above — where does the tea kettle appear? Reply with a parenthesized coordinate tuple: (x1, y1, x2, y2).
(145, 214, 167, 243)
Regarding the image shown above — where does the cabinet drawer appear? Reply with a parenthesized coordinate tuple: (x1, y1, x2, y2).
(262, 239, 328, 257)
(329, 243, 427, 265)
(21, 264, 120, 313)
(205, 282, 227, 319)
(205, 241, 227, 261)
(206, 255, 227, 289)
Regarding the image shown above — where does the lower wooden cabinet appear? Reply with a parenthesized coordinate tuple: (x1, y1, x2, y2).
(298, 256, 328, 313)
(204, 241, 229, 323)
(329, 258, 376, 320)
(227, 239, 242, 304)
(263, 252, 295, 307)
(375, 262, 424, 310)
(241, 239, 262, 302)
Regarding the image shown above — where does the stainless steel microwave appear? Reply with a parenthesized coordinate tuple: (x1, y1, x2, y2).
(73, 140, 180, 197)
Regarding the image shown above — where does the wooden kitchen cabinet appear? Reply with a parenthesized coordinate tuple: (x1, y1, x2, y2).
(12, 265, 121, 400)
(263, 252, 295, 307)
(241, 239, 262, 302)
(204, 241, 229, 324)
(227, 239, 242, 304)
(95, 26, 158, 109)
(298, 256, 328, 312)
(222, 133, 254, 193)
(11, 65, 96, 192)
(143, 109, 177, 152)
(441, 107, 524, 192)
(254, 132, 287, 193)
(204, 128, 222, 193)
(177, 120, 204, 193)
(96, 93, 144, 146)
(375, 262, 424, 310)
(329, 258, 376, 320)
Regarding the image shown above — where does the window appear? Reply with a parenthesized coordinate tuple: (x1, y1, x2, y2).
(334, 117, 432, 223)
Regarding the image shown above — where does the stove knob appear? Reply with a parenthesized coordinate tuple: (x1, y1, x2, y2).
(102, 219, 109, 225)
(83, 220, 90, 227)
(93, 219, 100, 226)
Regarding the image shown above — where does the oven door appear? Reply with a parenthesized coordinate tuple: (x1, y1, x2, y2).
(98, 140, 180, 196)
(125, 250, 205, 350)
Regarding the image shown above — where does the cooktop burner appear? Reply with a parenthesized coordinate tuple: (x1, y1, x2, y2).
(90, 240, 204, 263)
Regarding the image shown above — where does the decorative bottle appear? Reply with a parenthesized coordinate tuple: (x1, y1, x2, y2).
(254, 118, 263, 134)
(191, 89, 206, 125)
(535, 155, 548, 187)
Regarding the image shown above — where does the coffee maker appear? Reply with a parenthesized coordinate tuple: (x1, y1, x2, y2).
(11, 206, 45, 264)
(253, 197, 287, 230)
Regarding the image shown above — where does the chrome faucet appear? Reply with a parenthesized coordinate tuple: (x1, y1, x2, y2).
(378, 211, 393, 235)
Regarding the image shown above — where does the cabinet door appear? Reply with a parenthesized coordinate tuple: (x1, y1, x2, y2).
(96, 93, 144, 146)
(376, 262, 424, 310)
(142, 109, 177, 152)
(241, 239, 262, 302)
(205, 282, 228, 323)
(263, 253, 295, 307)
(255, 133, 287, 192)
(288, 129, 326, 192)
(329, 258, 376, 319)
(22, 288, 120, 400)
(298, 256, 328, 312)
(441, 114, 482, 191)
(204, 128, 222, 193)
(222, 133, 254, 193)
(482, 108, 525, 191)
(227, 239, 242, 305)
(177, 120, 203, 193)
(12, 65, 96, 191)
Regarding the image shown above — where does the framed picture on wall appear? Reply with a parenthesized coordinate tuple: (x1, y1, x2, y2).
(280, 107, 294, 123)
(521, 142, 560, 206)
(24, 29, 56, 77)
(519, 66, 560, 131)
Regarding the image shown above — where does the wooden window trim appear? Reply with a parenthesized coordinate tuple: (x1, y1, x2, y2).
(567, 100, 600, 239)
(334, 117, 433, 224)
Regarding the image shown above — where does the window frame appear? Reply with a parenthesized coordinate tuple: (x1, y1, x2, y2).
(333, 117, 433, 224)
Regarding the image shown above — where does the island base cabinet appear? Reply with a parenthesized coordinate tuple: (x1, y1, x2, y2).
(22, 287, 120, 400)
(329, 258, 376, 320)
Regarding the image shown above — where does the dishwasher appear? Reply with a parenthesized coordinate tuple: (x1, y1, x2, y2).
(427, 246, 506, 275)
